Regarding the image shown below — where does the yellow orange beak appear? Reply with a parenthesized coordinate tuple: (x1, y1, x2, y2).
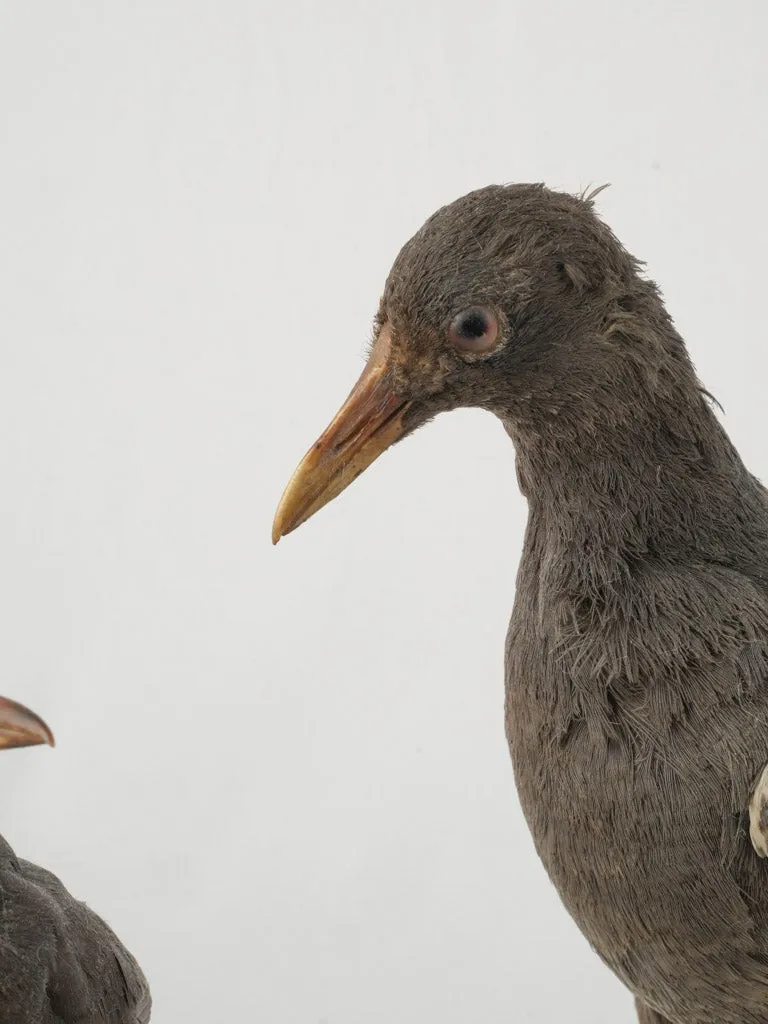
(272, 325, 411, 543)
(0, 696, 55, 750)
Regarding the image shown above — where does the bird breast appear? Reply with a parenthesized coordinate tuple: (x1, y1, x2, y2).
(502, 554, 768, 1023)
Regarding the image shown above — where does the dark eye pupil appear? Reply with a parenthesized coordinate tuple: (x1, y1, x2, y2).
(457, 311, 488, 339)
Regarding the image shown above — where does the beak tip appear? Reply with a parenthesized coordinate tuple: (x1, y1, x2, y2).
(271, 514, 286, 545)
(272, 495, 301, 544)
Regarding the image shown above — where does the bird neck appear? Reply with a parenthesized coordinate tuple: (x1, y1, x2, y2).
(503, 325, 767, 583)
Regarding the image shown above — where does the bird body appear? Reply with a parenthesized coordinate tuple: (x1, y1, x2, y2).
(502, 345, 768, 1022)
(0, 836, 152, 1024)
(507, 446, 768, 1022)
(0, 697, 151, 1023)
(273, 183, 768, 1022)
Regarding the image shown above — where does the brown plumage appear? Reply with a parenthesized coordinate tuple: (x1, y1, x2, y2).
(273, 183, 768, 1023)
(0, 697, 152, 1023)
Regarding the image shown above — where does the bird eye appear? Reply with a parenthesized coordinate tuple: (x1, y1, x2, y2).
(447, 306, 500, 355)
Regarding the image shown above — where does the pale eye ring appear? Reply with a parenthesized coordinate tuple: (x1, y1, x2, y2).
(447, 306, 500, 355)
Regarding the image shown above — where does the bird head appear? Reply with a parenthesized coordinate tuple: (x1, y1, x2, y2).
(273, 182, 653, 542)
(0, 697, 55, 751)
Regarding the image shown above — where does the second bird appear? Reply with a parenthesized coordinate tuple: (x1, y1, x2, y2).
(0, 696, 151, 1023)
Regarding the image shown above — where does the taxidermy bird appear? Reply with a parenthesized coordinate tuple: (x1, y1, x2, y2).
(273, 183, 768, 1024)
(0, 696, 152, 1023)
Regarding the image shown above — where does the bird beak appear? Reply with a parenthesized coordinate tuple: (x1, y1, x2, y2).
(272, 324, 411, 543)
(0, 697, 55, 750)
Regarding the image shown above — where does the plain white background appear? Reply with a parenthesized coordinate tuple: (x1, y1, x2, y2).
(1, 2, 766, 1021)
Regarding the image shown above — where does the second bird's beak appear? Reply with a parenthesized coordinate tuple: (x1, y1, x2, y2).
(0, 697, 55, 751)
(272, 325, 411, 543)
